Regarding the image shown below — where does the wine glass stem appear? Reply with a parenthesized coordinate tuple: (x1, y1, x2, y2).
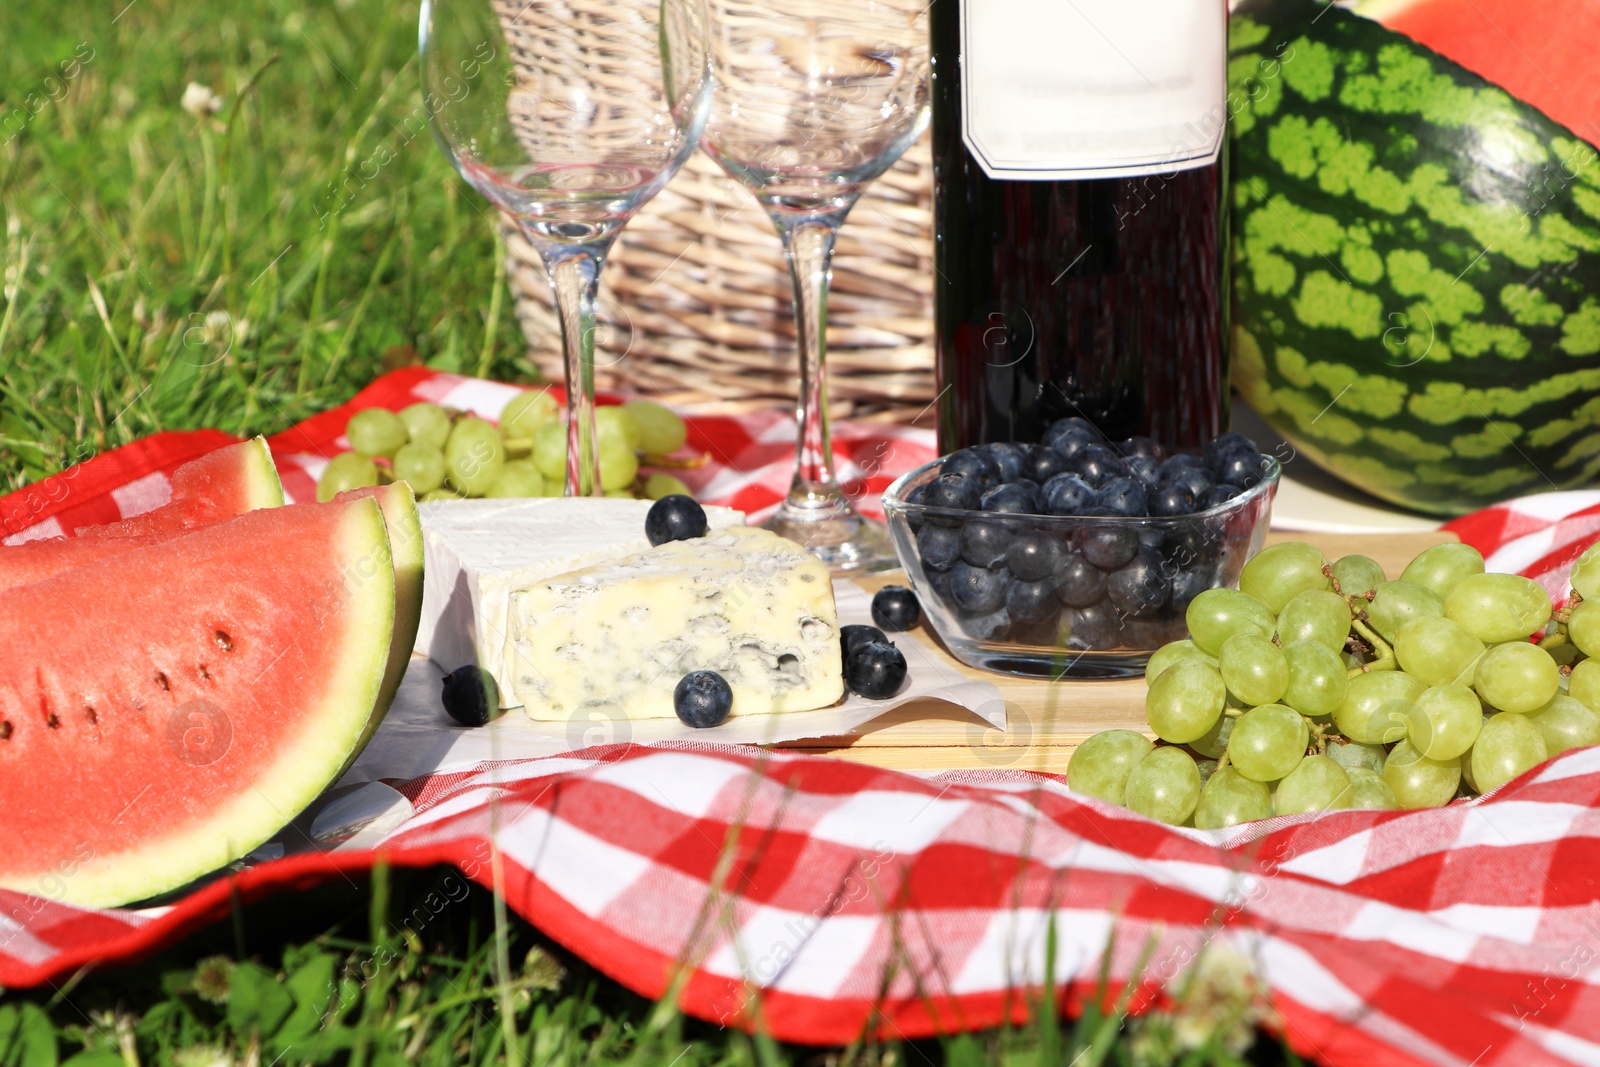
(547, 249, 605, 497)
(780, 217, 845, 514)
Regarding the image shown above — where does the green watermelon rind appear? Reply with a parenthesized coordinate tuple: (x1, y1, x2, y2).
(1229, 0, 1600, 515)
(36, 497, 396, 907)
(238, 436, 287, 510)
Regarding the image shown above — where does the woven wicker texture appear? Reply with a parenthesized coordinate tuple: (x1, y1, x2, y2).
(506, 133, 935, 423)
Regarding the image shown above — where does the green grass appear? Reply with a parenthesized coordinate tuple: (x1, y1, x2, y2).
(0, 2, 1298, 1062)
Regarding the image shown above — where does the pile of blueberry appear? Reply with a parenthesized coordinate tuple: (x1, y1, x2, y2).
(900, 421, 1273, 652)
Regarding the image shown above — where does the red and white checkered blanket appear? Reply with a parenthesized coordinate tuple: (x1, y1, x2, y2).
(8, 369, 1600, 1067)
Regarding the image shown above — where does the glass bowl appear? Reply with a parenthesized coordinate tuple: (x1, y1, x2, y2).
(881, 455, 1279, 678)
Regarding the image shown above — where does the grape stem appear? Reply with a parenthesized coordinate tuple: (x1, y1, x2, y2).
(1223, 706, 1247, 719)
(1540, 630, 1570, 651)
(1348, 616, 1397, 675)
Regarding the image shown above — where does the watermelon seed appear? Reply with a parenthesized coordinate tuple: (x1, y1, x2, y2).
(84, 706, 97, 725)
(45, 713, 59, 730)
(213, 630, 233, 652)
(0, 722, 10, 740)
(197, 665, 210, 681)
(156, 672, 170, 691)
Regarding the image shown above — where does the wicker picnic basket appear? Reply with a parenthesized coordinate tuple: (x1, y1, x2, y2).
(502, 132, 936, 424)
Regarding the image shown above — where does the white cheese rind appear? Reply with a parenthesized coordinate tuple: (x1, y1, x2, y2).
(416, 498, 743, 706)
(508, 526, 844, 719)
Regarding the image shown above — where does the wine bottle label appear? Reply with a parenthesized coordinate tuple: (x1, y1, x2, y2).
(959, 0, 1226, 180)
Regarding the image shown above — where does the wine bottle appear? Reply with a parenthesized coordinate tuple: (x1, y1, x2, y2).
(931, 0, 1231, 453)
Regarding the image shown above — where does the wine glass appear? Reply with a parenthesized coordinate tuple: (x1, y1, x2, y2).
(421, 0, 711, 495)
(699, 0, 930, 571)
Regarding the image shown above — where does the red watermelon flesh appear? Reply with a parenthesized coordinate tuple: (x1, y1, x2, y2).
(1358, 0, 1600, 145)
(75, 436, 284, 538)
(0, 495, 394, 907)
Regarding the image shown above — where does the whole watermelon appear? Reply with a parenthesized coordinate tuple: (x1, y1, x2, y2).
(1229, 0, 1600, 515)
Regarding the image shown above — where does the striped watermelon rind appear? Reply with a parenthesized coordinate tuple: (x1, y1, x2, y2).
(1229, 0, 1600, 515)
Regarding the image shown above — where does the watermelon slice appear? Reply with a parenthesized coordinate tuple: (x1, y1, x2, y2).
(0, 439, 288, 591)
(76, 436, 284, 538)
(1356, 0, 1600, 145)
(0, 496, 395, 907)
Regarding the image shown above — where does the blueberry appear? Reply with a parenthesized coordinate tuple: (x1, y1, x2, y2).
(674, 670, 733, 728)
(871, 585, 921, 632)
(1123, 616, 1176, 651)
(960, 605, 1013, 641)
(645, 494, 708, 546)
(1215, 450, 1270, 489)
(845, 641, 908, 699)
(1169, 564, 1218, 615)
(1005, 577, 1059, 623)
(949, 560, 1011, 614)
(1199, 484, 1244, 510)
(904, 482, 927, 531)
(1096, 476, 1147, 517)
(925, 566, 954, 604)
(1041, 472, 1096, 515)
(941, 447, 1001, 489)
(981, 441, 1028, 482)
(841, 623, 888, 660)
(1060, 602, 1122, 651)
(960, 517, 1014, 568)
(923, 472, 980, 516)
(1203, 432, 1258, 471)
(1159, 453, 1206, 477)
(1045, 417, 1102, 447)
(1125, 454, 1160, 487)
(1164, 464, 1213, 499)
(917, 522, 962, 571)
(1005, 530, 1061, 581)
(441, 665, 500, 727)
(981, 480, 1041, 515)
(1023, 444, 1072, 483)
(1106, 547, 1170, 618)
(1163, 524, 1222, 569)
(1074, 444, 1128, 486)
(1080, 525, 1139, 571)
(1054, 550, 1108, 607)
(1118, 436, 1164, 462)
(1150, 482, 1196, 516)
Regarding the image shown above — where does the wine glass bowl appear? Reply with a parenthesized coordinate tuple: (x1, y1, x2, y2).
(421, 0, 711, 494)
(700, 0, 930, 571)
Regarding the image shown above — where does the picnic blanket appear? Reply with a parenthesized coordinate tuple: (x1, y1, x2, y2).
(8, 368, 1600, 1067)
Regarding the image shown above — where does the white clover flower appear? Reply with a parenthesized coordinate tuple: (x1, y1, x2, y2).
(180, 82, 223, 119)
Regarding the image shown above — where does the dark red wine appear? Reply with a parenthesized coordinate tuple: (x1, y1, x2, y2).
(931, 0, 1230, 453)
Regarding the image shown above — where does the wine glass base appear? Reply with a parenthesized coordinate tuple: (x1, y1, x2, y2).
(762, 502, 900, 574)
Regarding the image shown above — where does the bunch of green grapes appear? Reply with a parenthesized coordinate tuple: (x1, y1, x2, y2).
(1069, 540, 1597, 829)
(316, 392, 697, 503)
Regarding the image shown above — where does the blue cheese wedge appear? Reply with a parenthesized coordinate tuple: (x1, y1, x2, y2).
(416, 498, 743, 706)
(507, 526, 844, 719)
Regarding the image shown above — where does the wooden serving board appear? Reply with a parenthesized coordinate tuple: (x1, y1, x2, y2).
(774, 530, 1457, 773)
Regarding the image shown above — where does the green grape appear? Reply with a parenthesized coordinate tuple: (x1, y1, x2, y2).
(644, 472, 692, 500)
(1185, 588, 1276, 656)
(1367, 580, 1444, 644)
(1334, 670, 1425, 745)
(444, 417, 506, 497)
(1392, 615, 1484, 687)
(1238, 542, 1332, 613)
(391, 442, 447, 494)
(1399, 542, 1486, 600)
(1193, 766, 1273, 829)
(420, 486, 466, 502)
(1404, 682, 1482, 761)
(346, 408, 409, 459)
(1383, 739, 1462, 808)
(485, 459, 547, 498)
(1345, 768, 1400, 810)
(316, 452, 379, 502)
(1218, 633, 1288, 707)
(1227, 703, 1309, 783)
(1443, 572, 1553, 644)
(1144, 659, 1226, 744)
(1122, 746, 1202, 825)
(1067, 730, 1154, 806)
(598, 436, 640, 492)
(1331, 554, 1387, 597)
(500, 389, 559, 440)
(1527, 693, 1600, 756)
(624, 400, 689, 455)
(1569, 658, 1600, 711)
(1474, 640, 1560, 713)
(1325, 739, 1387, 776)
(1280, 640, 1348, 717)
(603, 488, 634, 498)
(1146, 640, 1214, 682)
(1273, 755, 1352, 815)
(1570, 541, 1600, 601)
(1567, 600, 1600, 658)
(1189, 711, 1235, 760)
(596, 406, 643, 451)
(1275, 589, 1351, 653)
(1470, 712, 1549, 793)
(533, 421, 568, 481)
(399, 401, 453, 452)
